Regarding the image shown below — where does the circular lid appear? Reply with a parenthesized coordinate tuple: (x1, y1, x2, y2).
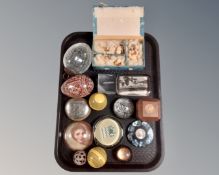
(127, 120, 153, 147)
(65, 98, 91, 121)
(63, 43, 92, 74)
(93, 117, 123, 147)
(64, 121, 93, 151)
(135, 128, 146, 139)
(89, 93, 107, 111)
(113, 98, 134, 119)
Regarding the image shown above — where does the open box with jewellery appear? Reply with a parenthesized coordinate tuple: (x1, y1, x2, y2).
(55, 6, 163, 172)
(92, 7, 145, 70)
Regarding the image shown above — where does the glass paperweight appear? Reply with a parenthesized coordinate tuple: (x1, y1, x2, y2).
(61, 75, 94, 98)
(127, 120, 153, 147)
(65, 98, 91, 121)
(64, 121, 93, 151)
(113, 98, 134, 119)
(63, 43, 92, 74)
(116, 146, 132, 161)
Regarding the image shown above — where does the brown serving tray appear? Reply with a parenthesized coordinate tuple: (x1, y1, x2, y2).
(54, 32, 164, 172)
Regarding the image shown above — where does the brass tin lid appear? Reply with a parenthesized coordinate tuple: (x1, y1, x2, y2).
(93, 117, 123, 148)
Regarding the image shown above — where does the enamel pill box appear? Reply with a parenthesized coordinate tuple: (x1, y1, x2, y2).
(92, 6, 145, 70)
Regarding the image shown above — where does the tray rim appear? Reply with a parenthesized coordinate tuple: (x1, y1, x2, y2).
(54, 31, 164, 172)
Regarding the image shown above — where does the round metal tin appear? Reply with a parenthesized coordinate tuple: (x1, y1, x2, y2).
(93, 117, 123, 148)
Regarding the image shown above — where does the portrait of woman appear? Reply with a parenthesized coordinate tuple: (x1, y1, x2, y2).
(64, 121, 93, 151)
(71, 124, 87, 145)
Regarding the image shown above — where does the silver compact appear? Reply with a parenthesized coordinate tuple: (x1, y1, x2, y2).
(65, 98, 91, 121)
(116, 75, 150, 96)
(63, 43, 92, 74)
(113, 98, 134, 119)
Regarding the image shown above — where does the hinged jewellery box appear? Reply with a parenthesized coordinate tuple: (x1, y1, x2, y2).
(92, 7, 145, 70)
